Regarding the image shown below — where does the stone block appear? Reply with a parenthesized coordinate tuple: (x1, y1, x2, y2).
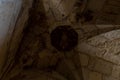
(89, 71, 102, 80)
(76, 29, 84, 40)
(86, 35, 108, 47)
(88, 57, 113, 75)
(79, 25, 97, 33)
(79, 53, 89, 66)
(96, 25, 114, 29)
(82, 67, 90, 80)
(112, 65, 120, 79)
(102, 30, 120, 40)
(77, 42, 106, 57)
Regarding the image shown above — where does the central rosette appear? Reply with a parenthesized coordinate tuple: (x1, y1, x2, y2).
(50, 25, 78, 51)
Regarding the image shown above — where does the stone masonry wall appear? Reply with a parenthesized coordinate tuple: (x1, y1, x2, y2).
(79, 52, 118, 80)
(2, 0, 120, 80)
(78, 30, 120, 80)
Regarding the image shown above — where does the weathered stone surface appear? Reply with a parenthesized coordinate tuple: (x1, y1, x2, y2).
(37, 49, 60, 69)
(6, 0, 85, 80)
(103, 5, 120, 15)
(56, 58, 78, 80)
(89, 71, 102, 80)
(79, 53, 89, 66)
(76, 29, 84, 40)
(96, 25, 114, 29)
(112, 65, 120, 79)
(77, 42, 106, 57)
(86, 35, 108, 47)
(102, 30, 120, 40)
(96, 13, 117, 24)
(44, 0, 76, 21)
(82, 67, 90, 80)
(78, 30, 120, 65)
(88, 57, 113, 75)
(79, 25, 97, 33)
(87, 0, 106, 11)
(103, 75, 118, 80)
(103, 40, 120, 55)
(3, 0, 120, 80)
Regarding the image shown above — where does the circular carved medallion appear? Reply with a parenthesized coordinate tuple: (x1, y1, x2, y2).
(50, 25, 78, 51)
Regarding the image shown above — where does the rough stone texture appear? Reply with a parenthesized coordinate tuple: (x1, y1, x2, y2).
(103, 75, 118, 80)
(15, 0, 50, 69)
(96, 25, 114, 29)
(96, 0, 120, 24)
(82, 67, 90, 80)
(102, 30, 120, 40)
(103, 5, 120, 14)
(89, 71, 102, 80)
(19, 0, 120, 79)
(77, 42, 105, 57)
(80, 55, 120, 80)
(3, 0, 83, 80)
(87, 0, 106, 11)
(43, 0, 120, 40)
(79, 53, 89, 66)
(43, 0, 76, 22)
(2, 0, 120, 80)
(78, 25, 97, 33)
(88, 57, 113, 75)
(78, 30, 120, 65)
(82, 66, 103, 80)
(112, 65, 120, 79)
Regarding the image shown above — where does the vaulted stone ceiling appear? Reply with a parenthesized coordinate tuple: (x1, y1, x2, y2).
(0, 0, 120, 80)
